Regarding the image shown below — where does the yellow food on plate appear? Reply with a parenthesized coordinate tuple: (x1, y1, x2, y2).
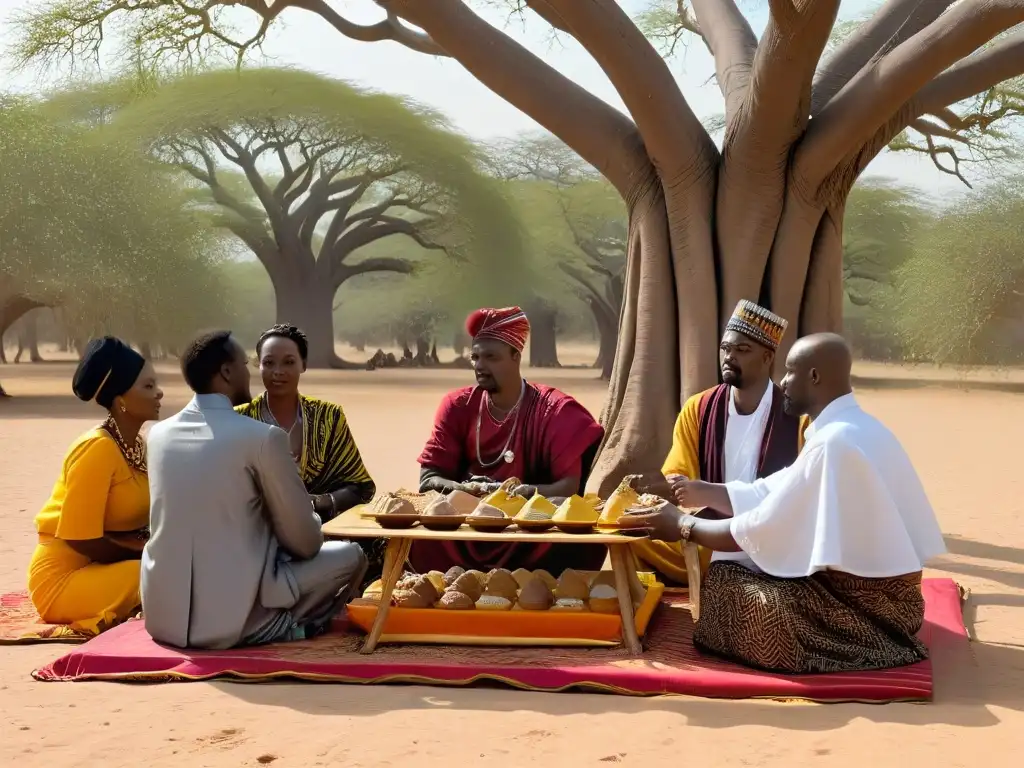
(515, 493, 557, 521)
(476, 595, 513, 611)
(589, 584, 619, 614)
(581, 492, 603, 507)
(517, 577, 554, 611)
(481, 477, 528, 516)
(362, 579, 383, 601)
(552, 495, 600, 524)
(425, 571, 447, 594)
(599, 477, 640, 525)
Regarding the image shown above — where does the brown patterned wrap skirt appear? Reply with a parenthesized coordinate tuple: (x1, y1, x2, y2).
(693, 562, 928, 674)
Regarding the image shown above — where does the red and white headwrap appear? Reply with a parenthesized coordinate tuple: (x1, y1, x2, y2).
(466, 306, 531, 353)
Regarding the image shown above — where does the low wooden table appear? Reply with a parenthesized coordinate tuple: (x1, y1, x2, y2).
(322, 507, 650, 656)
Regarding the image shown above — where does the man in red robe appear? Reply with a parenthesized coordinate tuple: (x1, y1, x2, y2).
(411, 306, 606, 573)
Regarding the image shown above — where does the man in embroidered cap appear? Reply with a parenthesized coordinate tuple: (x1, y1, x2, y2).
(413, 306, 606, 573)
(631, 299, 809, 585)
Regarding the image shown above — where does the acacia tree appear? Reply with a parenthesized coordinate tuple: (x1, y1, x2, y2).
(14, 0, 1024, 491)
(47, 69, 522, 368)
(491, 135, 626, 376)
(1, 95, 221, 396)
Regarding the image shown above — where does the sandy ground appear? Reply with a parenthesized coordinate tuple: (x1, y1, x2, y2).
(1, 355, 1022, 767)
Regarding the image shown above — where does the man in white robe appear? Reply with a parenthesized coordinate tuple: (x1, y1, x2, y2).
(622, 333, 946, 673)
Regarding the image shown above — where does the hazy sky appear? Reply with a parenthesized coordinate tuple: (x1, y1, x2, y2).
(0, 0, 974, 200)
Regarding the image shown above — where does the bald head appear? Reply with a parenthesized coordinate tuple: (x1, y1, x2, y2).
(780, 333, 854, 419)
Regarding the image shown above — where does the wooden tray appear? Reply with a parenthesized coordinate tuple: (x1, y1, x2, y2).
(346, 577, 664, 647)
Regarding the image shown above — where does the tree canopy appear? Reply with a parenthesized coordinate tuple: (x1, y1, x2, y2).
(0, 96, 227, 389)
(41, 66, 528, 366)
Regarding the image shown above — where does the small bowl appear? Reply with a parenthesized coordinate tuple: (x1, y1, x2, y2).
(554, 521, 598, 535)
(515, 519, 556, 533)
(419, 514, 467, 532)
(372, 513, 420, 530)
(466, 516, 513, 533)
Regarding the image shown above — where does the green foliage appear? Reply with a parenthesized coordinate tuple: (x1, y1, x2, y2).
(0, 96, 227, 347)
(896, 177, 1024, 366)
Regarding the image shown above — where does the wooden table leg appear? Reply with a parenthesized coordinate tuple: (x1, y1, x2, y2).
(609, 544, 643, 656)
(360, 537, 412, 654)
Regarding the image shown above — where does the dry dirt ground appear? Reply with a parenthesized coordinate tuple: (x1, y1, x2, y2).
(1, 352, 1022, 767)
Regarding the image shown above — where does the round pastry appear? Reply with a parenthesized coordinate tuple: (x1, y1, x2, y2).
(438, 591, 475, 610)
(449, 571, 483, 602)
(425, 570, 447, 595)
(361, 580, 383, 601)
(469, 502, 507, 518)
(517, 577, 554, 611)
(393, 589, 433, 608)
(466, 569, 488, 585)
(476, 595, 513, 611)
(485, 569, 520, 600)
(554, 569, 590, 601)
(411, 575, 440, 604)
(551, 597, 586, 612)
(443, 565, 466, 587)
(533, 569, 558, 591)
(423, 497, 459, 516)
(511, 568, 534, 589)
(589, 584, 619, 614)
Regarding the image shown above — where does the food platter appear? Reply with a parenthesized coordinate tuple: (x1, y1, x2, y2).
(346, 569, 664, 647)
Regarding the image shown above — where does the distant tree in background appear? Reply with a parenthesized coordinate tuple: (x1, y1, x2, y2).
(45, 68, 525, 368)
(489, 134, 626, 376)
(898, 176, 1024, 366)
(0, 96, 225, 396)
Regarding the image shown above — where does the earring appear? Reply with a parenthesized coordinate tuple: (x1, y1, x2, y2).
(120, 404, 127, 413)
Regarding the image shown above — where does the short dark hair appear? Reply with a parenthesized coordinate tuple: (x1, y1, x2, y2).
(256, 324, 308, 363)
(180, 330, 237, 394)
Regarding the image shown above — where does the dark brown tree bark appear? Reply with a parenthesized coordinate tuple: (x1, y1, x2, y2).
(527, 304, 560, 368)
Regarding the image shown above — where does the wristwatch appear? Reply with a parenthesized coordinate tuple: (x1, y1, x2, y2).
(679, 515, 697, 542)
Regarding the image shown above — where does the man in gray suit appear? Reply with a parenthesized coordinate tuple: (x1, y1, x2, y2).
(142, 331, 366, 649)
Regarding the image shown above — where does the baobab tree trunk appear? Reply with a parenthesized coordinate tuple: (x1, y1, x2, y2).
(587, 297, 619, 381)
(272, 274, 342, 369)
(528, 305, 560, 368)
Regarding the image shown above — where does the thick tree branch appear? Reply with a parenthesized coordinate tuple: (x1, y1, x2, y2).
(338, 256, 416, 282)
(917, 30, 1024, 112)
(811, 0, 956, 115)
(380, 0, 650, 200)
(798, 0, 1024, 190)
(689, 0, 757, 121)
(287, 0, 448, 56)
(537, 0, 714, 177)
(331, 217, 444, 284)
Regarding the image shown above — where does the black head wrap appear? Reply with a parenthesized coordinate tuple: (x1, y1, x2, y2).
(72, 337, 146, 409)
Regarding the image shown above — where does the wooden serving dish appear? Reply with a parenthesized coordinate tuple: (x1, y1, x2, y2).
(371, 513, 421, 529)
(554, 521, 598, 535)
(514, 519, 556, 533)
(419, 515, 467, 532)
(465, 517, 514, 533)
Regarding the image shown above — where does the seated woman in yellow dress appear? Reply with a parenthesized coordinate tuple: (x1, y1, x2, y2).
(235, 325, 378, 574)
(28, 337, 163, 636)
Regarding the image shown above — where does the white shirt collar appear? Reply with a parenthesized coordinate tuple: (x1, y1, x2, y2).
(728, 377, 773, 417)
(806, 392, 859, 437)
